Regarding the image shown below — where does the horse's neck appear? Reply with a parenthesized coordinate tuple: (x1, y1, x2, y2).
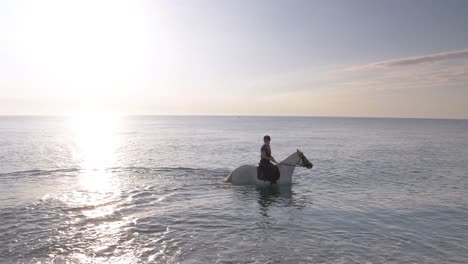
(278, 152, 299, 178)
(281, 152, 299, 165)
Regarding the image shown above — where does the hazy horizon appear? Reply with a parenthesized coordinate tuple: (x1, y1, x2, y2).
(2, 0, 468, 119)
(1, 114, 468, 121)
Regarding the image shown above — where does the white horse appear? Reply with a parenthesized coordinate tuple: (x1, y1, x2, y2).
(225, 150, 313, 185)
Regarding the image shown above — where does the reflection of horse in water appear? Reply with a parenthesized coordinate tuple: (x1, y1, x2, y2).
(256, 184, 310, 217)
(257, 185, 291, 208)
(225, 150, 313, 185)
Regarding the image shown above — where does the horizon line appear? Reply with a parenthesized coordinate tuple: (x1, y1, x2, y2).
(0, 114, 467, 121)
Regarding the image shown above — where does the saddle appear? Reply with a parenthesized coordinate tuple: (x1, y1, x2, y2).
(257, 163, 280, 184)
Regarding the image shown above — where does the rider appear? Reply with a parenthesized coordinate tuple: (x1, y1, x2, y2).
(260, 135, 276, 164)
(260, 135, 279, 183)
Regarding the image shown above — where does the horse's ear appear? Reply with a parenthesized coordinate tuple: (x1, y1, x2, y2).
(297, 149, 299, 152)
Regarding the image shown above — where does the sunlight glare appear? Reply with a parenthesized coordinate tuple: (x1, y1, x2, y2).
(12, 0, 153, 103)
(68, 113, 121, 192)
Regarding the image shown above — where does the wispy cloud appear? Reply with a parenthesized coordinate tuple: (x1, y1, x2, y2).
(349, 49, 468, 71)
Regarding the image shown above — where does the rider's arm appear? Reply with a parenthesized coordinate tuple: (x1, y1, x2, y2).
(261, 151, 276, 162)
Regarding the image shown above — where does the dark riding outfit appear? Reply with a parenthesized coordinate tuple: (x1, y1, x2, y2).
(260, 144, 272, 165)
(259, 144, 279, 183)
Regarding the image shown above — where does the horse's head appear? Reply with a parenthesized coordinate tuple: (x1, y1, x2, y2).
(296, 149, 313, 169)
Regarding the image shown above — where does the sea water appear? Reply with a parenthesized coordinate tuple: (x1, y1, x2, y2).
(1, 116, 467, 263)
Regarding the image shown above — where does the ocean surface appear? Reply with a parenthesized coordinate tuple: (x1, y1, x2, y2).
(1, 116, 467, 263)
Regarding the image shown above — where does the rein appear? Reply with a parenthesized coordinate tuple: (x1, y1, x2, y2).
(273, 154, 307, 167)
(273, 161, 299, 167)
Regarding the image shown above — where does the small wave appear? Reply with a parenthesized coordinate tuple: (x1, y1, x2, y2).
(107, 166, 230, 176)
(1, 168, 80, 176)
(1, 166, 228, 178)
(0, 168, 80, 180)
(64, 200, 118, 212)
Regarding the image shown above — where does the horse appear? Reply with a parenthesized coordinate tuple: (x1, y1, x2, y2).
(225, 149, 313, 185)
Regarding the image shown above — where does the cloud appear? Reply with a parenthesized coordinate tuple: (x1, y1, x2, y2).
(349, 49, 468, 71)
(335, 49, 468, 93)
(338, 63, 468, 93)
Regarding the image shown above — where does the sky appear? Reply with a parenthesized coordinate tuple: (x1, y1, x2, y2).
(1, 0, 468, 118)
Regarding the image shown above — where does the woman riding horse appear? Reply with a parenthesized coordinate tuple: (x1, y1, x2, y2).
(259, 135, 279, 183)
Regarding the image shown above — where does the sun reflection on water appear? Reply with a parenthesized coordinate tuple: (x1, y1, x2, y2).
(63, 113, 137, 262)
(68, 113, 121, 192)
(65, 113, 123, 221)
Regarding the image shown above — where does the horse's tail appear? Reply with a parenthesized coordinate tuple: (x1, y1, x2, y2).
(224, 171, 233, 182)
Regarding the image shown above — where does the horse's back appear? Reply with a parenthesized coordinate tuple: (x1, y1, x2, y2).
(227, 164, 257, 185)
